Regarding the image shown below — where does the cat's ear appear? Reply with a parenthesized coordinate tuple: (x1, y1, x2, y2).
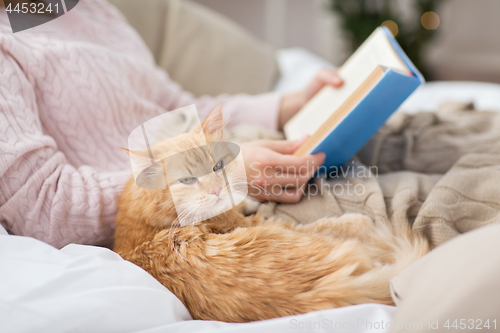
(121, 147, 133, 158)
(121, 147, 152, 159)
(121, 147, 154, 174)
(202, 105, 225, 142)
(121, 147, 166, 189)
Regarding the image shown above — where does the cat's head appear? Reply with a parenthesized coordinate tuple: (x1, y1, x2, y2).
(123, 106, 247, 228)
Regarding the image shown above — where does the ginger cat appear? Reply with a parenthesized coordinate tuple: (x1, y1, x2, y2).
(114, 106, 429, 323)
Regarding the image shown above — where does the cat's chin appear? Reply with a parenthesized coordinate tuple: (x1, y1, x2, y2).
(165, 196, 235, 228)
(177, 208, 232, 227)
(213, 197, 230, 207)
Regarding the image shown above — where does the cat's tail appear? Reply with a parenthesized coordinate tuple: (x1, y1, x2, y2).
(308, 214, 429, 307)
(350, 215, 430, 304)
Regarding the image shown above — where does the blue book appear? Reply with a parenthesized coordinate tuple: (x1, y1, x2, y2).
(284, 27, 424, 168)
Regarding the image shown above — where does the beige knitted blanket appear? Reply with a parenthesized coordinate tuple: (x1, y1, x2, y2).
(255, 102, 500, 248)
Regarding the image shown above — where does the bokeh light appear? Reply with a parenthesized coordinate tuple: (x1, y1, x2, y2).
(381, 20, 399, 37)
(421, 11, 440, 30)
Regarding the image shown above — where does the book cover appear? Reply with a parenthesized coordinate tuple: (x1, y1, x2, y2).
(287, 27, 424, 169)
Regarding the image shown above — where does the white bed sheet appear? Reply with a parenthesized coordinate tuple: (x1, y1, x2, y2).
(2, 48, 500, 333)
(0, 231, 395, 333)
(400, 81, 500, 113)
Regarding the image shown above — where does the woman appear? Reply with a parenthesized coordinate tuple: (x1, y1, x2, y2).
(0, 0, 342, 248)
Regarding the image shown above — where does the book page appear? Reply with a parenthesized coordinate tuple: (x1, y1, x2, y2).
(284, 28, 410, 140)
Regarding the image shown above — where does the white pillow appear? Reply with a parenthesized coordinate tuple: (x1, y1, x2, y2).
(0, 223, 7, 235)
(0, 234, 191, 333)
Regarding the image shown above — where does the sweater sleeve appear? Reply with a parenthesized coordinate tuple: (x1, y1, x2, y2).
(0, 53, 130, 249)
(154, 70, 283, 131)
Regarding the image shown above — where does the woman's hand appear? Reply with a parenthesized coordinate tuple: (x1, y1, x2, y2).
(278, 68, 343, 130)
(239, 68, 341, 203)
(240, 137, 325, 203)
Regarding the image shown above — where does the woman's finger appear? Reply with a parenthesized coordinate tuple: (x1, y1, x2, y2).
(250, 186, 304, 204)
(256, 136, 308, 155)
(256, 168, 314, 188)
(271, 151, 326, 170)
(305, 68, 344, 100)
(271, 187, 305, 204)
(316, 68, 343, 87)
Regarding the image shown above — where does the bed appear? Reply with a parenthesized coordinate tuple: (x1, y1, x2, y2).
(1, 49, 500, 333)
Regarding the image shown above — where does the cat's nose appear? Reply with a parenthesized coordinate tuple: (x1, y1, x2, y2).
(210, 187, 222, 197)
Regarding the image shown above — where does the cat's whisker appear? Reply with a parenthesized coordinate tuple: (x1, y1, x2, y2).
(167, 212, 193, 254)
(168, 203, 208, 257)
(175, 198, 207, 227)
(175, 206, 195, 227)
(165, 200, 203, 249)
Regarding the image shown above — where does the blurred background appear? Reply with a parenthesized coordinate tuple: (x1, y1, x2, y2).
(193, 0, 500, 83)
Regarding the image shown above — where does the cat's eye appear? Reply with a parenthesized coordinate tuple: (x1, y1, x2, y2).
(179, 177, 198, 185)
(213, 160, 224, 172)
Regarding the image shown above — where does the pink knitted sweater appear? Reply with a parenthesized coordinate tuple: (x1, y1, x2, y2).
(0, 0, 281, 248)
